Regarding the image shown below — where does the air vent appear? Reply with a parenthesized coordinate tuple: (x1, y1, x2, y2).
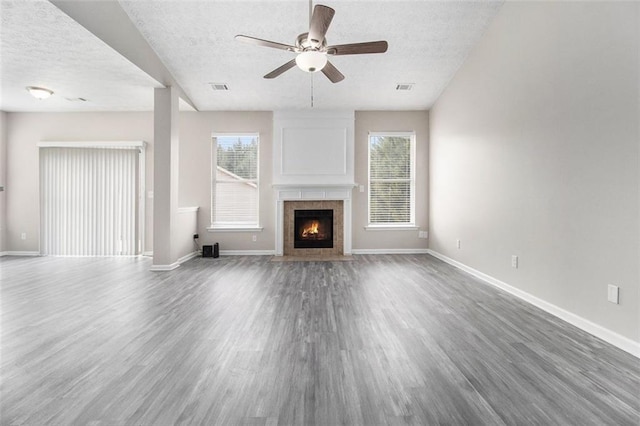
(396, 83, 414, 91)
(209, 83, 229, 91)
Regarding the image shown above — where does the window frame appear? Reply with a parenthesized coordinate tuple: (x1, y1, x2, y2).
(208, 132, 262, 232)
(367, 131, 417, 229)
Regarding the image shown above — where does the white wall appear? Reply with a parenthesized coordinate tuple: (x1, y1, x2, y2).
(353, 111, 429, 252)
(5, 109, 429, 255)
(175, 207, 199, 261)
(4, 111, 274, 254)
(5, 112, 154, 253)
(429, 2, 639, 344)
(179, 111, 274, 252)
(0, 111, 7, 253)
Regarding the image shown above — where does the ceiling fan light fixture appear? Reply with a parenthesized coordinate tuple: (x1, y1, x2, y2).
(26, 86, 54, 100)
(295, 51, 327, 73)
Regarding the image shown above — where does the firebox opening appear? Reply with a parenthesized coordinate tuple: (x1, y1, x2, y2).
(294, 209, 333, 249)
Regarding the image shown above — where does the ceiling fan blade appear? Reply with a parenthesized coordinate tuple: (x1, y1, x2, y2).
(235, 35, 296, 52)
(321, 61, 344, 83)
(264, 59, 297, 79)
(308, 5, 335, 46)
(327, 40, 388, 56)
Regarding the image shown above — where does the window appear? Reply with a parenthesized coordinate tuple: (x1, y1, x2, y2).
(368, 132, 415, 227)
(211, 133, 260, 229)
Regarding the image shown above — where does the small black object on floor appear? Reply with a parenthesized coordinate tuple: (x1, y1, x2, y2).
(202, 243, 219, 258)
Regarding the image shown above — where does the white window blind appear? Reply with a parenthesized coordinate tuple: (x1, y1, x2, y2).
(368, 133, 415, 225)
(40, 146, 140, 256)
(212, 134, 259, 227)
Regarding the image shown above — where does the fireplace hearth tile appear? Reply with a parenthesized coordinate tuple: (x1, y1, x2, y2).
(270, 255, 354, 262)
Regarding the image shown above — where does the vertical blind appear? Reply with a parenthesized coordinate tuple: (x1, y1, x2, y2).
(212, 134, 259, 226)
(40, 147, 139, 256)
(369, 133, 415, 224)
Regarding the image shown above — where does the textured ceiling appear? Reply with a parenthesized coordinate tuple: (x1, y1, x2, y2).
(0, 0, 161, 112)
(1, 0, 504, 112)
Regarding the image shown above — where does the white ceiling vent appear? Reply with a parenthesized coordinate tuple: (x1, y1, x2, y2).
(209, 83, 229, 91)
(396, 83, 414, 91)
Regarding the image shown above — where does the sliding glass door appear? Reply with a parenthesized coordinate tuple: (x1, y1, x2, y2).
(39, 144, 143, 256)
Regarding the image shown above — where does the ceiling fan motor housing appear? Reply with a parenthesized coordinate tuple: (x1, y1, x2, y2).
(296, 32, 327, 51)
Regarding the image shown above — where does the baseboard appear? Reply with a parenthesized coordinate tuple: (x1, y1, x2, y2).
(142, 251, 153, 257)
(219, 250, 275, 256)
(177, 251, 200, 264)
(351, 248, 430, 255)
(1, 251, 41, 257)
(427, 249, 640, 358)
(149, 250, 200, 271)
(150, 262, 180, 272)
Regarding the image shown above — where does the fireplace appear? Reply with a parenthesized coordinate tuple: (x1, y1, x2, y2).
(294, 209, 333, 249)
(281, 199, 345, 256)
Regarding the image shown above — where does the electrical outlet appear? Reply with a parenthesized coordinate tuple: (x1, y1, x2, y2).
(456, 239, 461, 249)
(418, 231, 428, 239)
(607, 285, 619, 304)
(252, 235, 257, 242)
(21, 232, 27, 240)
(511, 255, 518, 268)
(359, 185, 365, 193)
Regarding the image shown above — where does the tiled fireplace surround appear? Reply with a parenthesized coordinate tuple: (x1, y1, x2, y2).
(285, 201, 342, 256)
(275, 188, 353, 256)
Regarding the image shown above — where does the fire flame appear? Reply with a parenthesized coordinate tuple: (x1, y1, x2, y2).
(301, 220, 319, 238)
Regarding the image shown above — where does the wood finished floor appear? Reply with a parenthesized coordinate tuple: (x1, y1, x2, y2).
(1, 254, 638, 425)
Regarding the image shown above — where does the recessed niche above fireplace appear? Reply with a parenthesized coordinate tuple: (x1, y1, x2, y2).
(294, 209, 333, 249)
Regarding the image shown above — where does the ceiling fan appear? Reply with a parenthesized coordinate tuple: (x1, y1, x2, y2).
(235, 3, 388, 83)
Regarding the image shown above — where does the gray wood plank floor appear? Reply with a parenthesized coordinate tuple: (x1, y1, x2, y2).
(1, 254, 638, 425)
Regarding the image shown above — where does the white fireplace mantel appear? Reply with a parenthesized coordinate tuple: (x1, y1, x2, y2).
(274, 184, 355, 256)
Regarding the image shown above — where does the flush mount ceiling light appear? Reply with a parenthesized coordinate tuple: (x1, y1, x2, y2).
(295, 51, 328, 73)
(26, 86, 54, 99)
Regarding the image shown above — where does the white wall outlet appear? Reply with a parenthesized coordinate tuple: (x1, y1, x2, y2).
(607, 285, 619, 304)
(456, 239, 461, 249)
(418, 231, 428, 239)
(147, 191, 154, 199)
(511, 255, 518, 268)
(21, 232, 27, 240)
(359, 185, 365, 193)
(252, 235, 257, 242)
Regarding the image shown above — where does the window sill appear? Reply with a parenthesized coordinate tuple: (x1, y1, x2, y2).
(207, 226, 264, 233)
(364, 225, 419, 231)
